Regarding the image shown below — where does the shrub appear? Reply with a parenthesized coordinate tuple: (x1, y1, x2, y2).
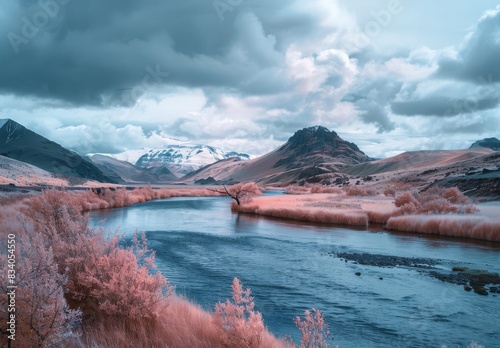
(67, 233, 171, 319)
(214, 278, 265, 348)
(0, 225, 81, 347)
(294, 308, 331, 348)
(394, 192, 419, 209)
(310, 185, 341, 194)
(346, 186, 370, 197)
(22, 190, 172, 320)
(442, 187, 469, 204)
(394, 187, 475, 216)
(383, 188, 396, 197)
(284, 186, 311, 195)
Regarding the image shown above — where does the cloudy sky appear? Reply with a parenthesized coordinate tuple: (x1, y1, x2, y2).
(1, 0, 499, 158)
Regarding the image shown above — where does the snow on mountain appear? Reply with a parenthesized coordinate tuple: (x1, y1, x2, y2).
(94, 144, 254, 170)
(135, 145, 252, 168)
(0, 119, 8, 129)
(110, 149, 153, 164)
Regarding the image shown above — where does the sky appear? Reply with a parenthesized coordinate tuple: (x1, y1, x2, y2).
(1, 0, 499, 158)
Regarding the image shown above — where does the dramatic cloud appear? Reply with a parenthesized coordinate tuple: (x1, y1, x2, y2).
(436, 5, 500, 82)
(0, 0, 353, 106)
(0, 1, 499, 157)
(390, 7, 500, 118)
(391, 95, 500, 117)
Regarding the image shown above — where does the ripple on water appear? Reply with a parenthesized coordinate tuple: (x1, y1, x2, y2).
(90, 196, 500, 347)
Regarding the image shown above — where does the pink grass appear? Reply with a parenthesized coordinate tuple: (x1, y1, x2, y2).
(238, 204, 369, 227)
(386, 215, 500, 242)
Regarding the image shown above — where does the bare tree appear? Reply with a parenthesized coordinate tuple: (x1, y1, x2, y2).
(210, 183, 262, 206)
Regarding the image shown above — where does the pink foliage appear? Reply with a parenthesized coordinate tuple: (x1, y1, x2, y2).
(21, 189, 172, 319)
(394, 187, 475, 216)
(442, 187, 469, 204)
(310, 185, 341, 194)
(222, 182, 262, 205)
(214, 278, 265, 348)
(346, 186, 372, 197)
(366, 210, 397, 224)
(0, 189, 292, 348)
(285, 186, 311, 195)
(386, 215, 500, 242)
(294, 308, 331, 348)
(0, 222, 80, 347)
(383, 188, 396, 197)
(394, 192, 420, 210)
(419, 198, 459, 214)
(238, 205, 369, 227)
(67, 233, 171, 319)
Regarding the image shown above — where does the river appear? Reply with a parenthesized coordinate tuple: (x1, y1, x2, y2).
(90, 192, 500, 348)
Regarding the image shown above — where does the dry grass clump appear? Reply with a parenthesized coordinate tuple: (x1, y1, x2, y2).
(28, 186, 223, 212)
(310, 184, 342, 194)
(394, 187, 475, 215)
(238, 204, 369, 227)
(366, 210, 397, 224)
(385, 187, 500, 241)
(383, 188, 396, 197)
(284, 184, 341, 195)
(0, 192, 33, 206)
(284, 186, 311, 195)
(235, 187, 497, 242)
(346, 186, 374, 197)
(386, 215, 500, 242)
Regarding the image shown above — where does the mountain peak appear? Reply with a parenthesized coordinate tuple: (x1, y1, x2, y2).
(0, 119, 114, 183)
(273, 125, 369, 169)
(286, 125, 360, 154)
(0, 119, 11, 129)
(470, 137, 500, 151)
(303, 125, 334, 134)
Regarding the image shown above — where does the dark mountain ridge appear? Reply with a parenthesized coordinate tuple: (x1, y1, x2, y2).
(0, 119, 115, 183)
(470, 137, 500, 151)
(90, 154, 177, 183)
(274, 126, 370, 168)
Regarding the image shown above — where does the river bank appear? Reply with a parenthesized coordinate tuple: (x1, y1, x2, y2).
(234, 191, 500, 242)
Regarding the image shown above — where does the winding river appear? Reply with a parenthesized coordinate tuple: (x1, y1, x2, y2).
(90, 192, 500, 348)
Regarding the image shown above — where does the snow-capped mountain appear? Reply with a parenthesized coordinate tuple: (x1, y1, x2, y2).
(110, 149, 152, 165)
(93, 144, 254, 177)
(135, 145, 252, 168)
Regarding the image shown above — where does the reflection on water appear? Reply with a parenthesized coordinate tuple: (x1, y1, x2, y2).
(90, 195, 500, 348)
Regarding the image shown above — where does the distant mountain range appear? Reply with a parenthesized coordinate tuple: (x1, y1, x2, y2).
(95, 145, 253, 177)
(1, 119, 498, 198)
(89, 154, 178, 183)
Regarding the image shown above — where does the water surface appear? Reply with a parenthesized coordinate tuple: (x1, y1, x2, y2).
(90, 194, 500, 347)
